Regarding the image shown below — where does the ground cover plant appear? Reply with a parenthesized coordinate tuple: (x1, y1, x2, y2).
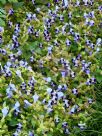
(0, 0, 102, 136)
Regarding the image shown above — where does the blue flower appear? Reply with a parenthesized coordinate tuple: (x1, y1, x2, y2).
(66, 39, 71, 46)
(88, 11, 95, 18)
(83, 0, 88, 6)
(78, 123, 86, 130)
(14, 101, 20, 110)
(61, 70, 65, 77)
(72, 88, 78, 95)
(89, 20, 94, 26)
(16, 70, 22, 77)
(62, 0, 68, 7)
(32, 0, 35, 4)
(0, 26, 4, 33)
(2, 107, 9, 117)
(24, 100, 32, 107)
(47, 88, 52, 95)
(98, 5, 102, 11)
(8, 9, 14, 15)
(28, 131, 34, 136)
(33, 93, 39, 103)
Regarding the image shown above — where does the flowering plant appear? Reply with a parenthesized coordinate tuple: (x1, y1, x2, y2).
(0, 0, 102, 135)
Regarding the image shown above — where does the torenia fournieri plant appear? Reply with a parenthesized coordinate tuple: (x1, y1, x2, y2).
(0, 0, 102, 135)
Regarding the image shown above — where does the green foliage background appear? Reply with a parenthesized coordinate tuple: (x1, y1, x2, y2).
(0, 0, 102, 136)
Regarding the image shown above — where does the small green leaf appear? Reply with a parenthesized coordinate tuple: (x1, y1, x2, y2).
(0, 18, 5, 26)
(0, 0, 6, 5)
(8, 119, 18, 126)
(8, 0, 18, 3)
(0, 8, 6, 14)
(96, 76, 102, 83)
(0, 13, 6, 18)
(13, 2, 24, 10)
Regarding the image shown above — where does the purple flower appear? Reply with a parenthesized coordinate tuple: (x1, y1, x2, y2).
(68, 12, 72, 19)
(54, 0, 59, 3)
(70, 71, 75, 78)
(91, 77, 96, 84)
(12, 35, 18, 42)
(88, 98, 93, 104)
(83, 12, 88, 18)
(46, 3, 51, 7)
(70, 105, 78, 114)
(26, 13, 32, 21)
(28, 26, 34, 34)
(28, 131, 34, 136)
(47, 107, 53, 114)
(8, 9, 14, 15)
(83, 0, 88, 6)
(98, 5, 102, 11)
(14, 23, 20, 34)
(75, 0, 80, 6)
(86, 39, 91, 45)
(32, 14, 37, 20)
(13, 131, 19, 136)
(85, 69, 90, 74)
(30, 56, 34, 62)
(69, 28, 74, 35)
(57, 91, 64, 100)
(96, 38, 102, 46)
(78, 123, 86, 130)
(20, 82, 27, 90)
(76, 54, 82, 60)
(55, 28, 60, 34)
(62, 122, 68, 128)
(88, 11, 95, 18)
(47, 88, 52, 95)
(48, 46, 53, 55)
(89, 20, 94, 26)
(86, 78, 91, 85)
(62, 0, 68, 7)
(14, 101, 20, 110)
(33, 93, 39, 103)
(59, 15, 64, 21)
(36, 8, 40, 13)
(61, 71, 66, 77)
(0, 26, 4, 32)
(17, 123, 22, 129)
(6, 88, 13, 98)
(85, 18, 89, 25)
(66, 39, 71, 46)
(0, 35, 2, 44)
(55, 117, 60, 124)
(24, 100, 32, 107)
(2, 107, 9, 117)
(72, 88, 78, 95)
(32, 0, 35, 4)
(62, 84, 67, 91)
(63, 99, 69, 108)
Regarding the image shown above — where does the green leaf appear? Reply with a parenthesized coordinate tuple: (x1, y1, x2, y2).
(29, 41, 39, 50)
(0, 0, 6, 5)
(8, 119, 18, 126)
(0, 13, 6, 18)
(31, 120, 35, 128)
(96, 76, 102, 83)
(0, 8, 6, 14)
(13, 2, 24, 10)
(0, 18, 5, 26)
(8, 0, 18, 3)
(95, 69, 102, 83)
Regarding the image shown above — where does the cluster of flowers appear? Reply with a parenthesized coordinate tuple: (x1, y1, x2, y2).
(0, 0, 101, 135)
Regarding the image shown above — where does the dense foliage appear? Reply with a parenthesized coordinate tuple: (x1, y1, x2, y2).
(0, 0, 102, 136)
